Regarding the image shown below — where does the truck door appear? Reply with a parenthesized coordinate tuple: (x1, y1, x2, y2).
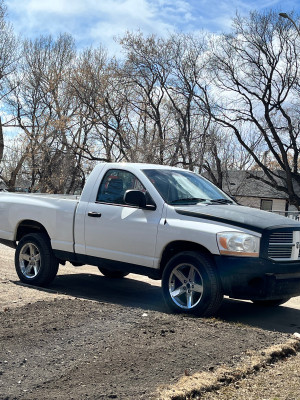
(83, 168, 164, 268)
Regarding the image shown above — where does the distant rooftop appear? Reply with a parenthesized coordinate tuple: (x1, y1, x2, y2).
(220, 170, 290, 199)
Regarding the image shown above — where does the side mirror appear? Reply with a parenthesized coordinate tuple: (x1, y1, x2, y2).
(124, 190, 147, 208)
(124, 190, 156, 210)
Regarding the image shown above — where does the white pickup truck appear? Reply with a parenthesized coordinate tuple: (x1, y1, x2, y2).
(1, 163, 300, 316)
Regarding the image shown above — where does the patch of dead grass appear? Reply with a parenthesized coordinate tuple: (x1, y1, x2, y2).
(156, 336, 300, 400)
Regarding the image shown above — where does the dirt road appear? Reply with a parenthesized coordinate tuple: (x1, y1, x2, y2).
(0, 244, 297, 399)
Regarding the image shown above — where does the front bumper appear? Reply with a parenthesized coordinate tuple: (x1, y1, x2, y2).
(213, 255, 300, 300)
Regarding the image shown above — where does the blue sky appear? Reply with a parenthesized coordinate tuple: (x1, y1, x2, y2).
(5, 0, 300, 53)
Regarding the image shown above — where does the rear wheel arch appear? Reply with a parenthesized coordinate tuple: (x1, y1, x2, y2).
(15, 220, 50, 242)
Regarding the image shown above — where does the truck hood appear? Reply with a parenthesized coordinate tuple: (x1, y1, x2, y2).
(175, 204, 300, 233)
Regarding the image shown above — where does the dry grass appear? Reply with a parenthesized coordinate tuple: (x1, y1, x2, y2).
(156, 336, 300, 400)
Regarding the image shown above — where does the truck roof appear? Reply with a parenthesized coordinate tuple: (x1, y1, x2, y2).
(98, 162, 186, 171)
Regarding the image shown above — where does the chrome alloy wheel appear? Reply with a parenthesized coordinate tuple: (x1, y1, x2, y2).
(19, 242, 41, 279)
(168, 263, 203, 309)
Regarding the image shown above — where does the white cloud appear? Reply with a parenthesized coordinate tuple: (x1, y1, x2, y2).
(6, 0, 176, 51)
(9, 0, 89, 15)
(5, 0, 300, 54)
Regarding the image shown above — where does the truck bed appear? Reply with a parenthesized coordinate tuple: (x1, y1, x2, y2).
(0, 192, 79, 253)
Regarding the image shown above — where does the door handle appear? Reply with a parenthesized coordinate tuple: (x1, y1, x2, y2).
(88, 212, 102, 218)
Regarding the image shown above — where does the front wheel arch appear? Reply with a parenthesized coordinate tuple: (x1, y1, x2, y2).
(162, 251, 223, 317)
(159, 241, 213, 276)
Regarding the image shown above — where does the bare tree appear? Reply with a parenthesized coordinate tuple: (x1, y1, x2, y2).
(70, 47, 133, 163)
(205, 11, 300, 207)
(4, 7, 300, 203)
(0, 0, 18, 164)
(0, 135, 30, 190)
(5, 33, 78, 192)
(119, 32, 216, 169)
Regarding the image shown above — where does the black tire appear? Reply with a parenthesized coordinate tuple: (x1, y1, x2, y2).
(252, 298, 290, 307)
(162, 251, 223, 317)
(15, 233, 59, 287)
(98, 267, 129, 279)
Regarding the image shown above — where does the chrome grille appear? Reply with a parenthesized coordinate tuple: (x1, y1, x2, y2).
(268, 232, 294, 260)
(269, 232, 293, 244)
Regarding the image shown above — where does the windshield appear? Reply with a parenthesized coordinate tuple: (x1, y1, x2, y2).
(143, 169, 233, 205)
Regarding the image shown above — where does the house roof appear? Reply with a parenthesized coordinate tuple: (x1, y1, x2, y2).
(220, 170, 290, 200)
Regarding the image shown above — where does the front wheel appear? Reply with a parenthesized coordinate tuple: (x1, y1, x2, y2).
(162, 251, 223, 317)
(15, 233, 59, 287)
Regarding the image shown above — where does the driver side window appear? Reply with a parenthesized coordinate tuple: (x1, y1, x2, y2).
(96, 169, 149, 205)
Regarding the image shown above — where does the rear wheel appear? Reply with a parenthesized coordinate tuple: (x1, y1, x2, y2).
(15, 233, 59, 287)
(98, 267, 129, 279)
(252, 298, 290, 307)
(162, 251, 223, 317)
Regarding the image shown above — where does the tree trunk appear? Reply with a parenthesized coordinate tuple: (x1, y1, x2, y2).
(0, 117, 3, 164)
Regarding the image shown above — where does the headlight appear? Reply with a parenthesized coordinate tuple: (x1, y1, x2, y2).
(217, 232, 260, 257)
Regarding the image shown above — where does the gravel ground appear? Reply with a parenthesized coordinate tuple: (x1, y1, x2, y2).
(0, 295, 289, 400)
(0, 244, 299, 399)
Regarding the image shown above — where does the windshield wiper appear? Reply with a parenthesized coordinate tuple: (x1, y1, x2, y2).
(171, 198, 234, 205)
(208, 198, 234, 205)
(170, 198, 207, 205)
